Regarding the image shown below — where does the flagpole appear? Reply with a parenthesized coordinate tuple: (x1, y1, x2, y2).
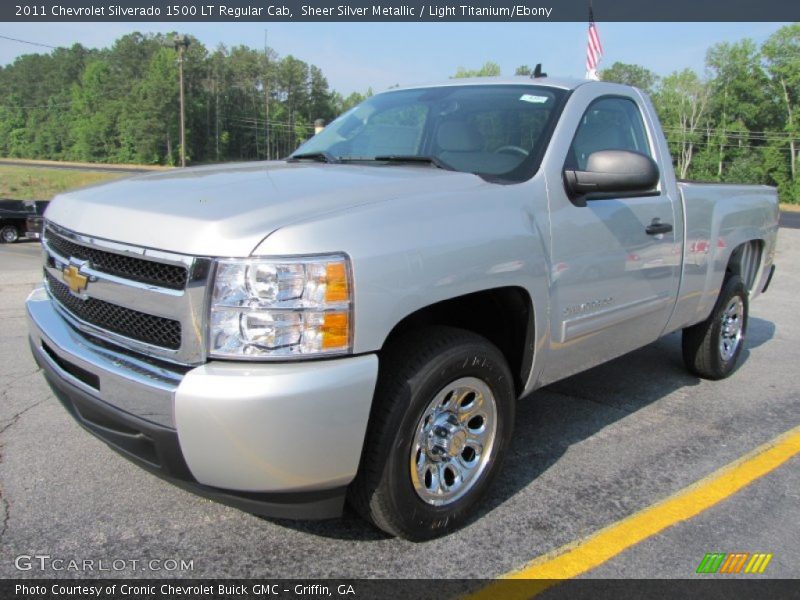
(585, 0, 602, 80)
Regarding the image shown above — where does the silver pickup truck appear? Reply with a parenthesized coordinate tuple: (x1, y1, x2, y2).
(26, 77, 778, 540)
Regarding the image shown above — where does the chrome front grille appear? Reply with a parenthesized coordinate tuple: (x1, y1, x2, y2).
(42, 223, 212, 365)
(44, 228, 188, 290)
(45, 271, 182, 350)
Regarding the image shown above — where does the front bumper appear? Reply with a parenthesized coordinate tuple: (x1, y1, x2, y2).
(27, 286, 379, 519)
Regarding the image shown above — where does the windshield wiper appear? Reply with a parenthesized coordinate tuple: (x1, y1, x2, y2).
(287, 153, 456, 171)
(373, 155, 455, 171)
(286, 151, 340, 164)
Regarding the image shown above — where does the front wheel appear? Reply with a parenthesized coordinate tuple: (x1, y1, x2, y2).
(682, 275, 748, 380)
(349, 327, 515, 540)
(0, 225, 19, 244)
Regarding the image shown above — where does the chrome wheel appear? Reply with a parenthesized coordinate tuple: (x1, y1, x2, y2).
(719, 296, 744, 361)
(410, 377, 498, 506)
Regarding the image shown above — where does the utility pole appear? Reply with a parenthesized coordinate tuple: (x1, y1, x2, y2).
(264, 29, 270, 160)
(173, 35, 190, 167)
(214, 76, 219, 161)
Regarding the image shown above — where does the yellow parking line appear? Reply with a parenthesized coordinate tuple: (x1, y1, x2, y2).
(467, 425, 800, 599)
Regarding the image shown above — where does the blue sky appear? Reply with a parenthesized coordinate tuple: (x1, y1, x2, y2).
(0, 22, 789, 95)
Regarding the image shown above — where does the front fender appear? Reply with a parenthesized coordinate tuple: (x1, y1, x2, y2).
(253, 177, 552, 391)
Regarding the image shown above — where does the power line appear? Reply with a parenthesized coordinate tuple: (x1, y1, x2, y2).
(665, 139, 796, 153)
(0, 33, 57, 49)
(663, 126, 795, 136)
(229, 117, 314, 131)
(666, 137, 800, 149)
(662, 126, 800, 142)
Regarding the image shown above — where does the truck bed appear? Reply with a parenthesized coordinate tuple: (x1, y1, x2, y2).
(666, 181, 779, 332)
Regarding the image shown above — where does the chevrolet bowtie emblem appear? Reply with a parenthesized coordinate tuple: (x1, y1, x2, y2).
(62, 264, 89, 294)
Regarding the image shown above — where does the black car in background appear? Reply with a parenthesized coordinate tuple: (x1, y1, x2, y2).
(0, 199, 48, 243)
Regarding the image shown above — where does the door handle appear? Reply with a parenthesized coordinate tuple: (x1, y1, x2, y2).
(646, 219, 673, 235)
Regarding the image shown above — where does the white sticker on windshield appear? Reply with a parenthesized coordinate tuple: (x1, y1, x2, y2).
(520, 94, 549, 104)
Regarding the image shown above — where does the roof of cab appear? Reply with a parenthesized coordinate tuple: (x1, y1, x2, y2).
(383, 76, 591, 93)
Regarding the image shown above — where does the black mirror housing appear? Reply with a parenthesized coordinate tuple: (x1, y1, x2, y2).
(564, 150, 660, 204)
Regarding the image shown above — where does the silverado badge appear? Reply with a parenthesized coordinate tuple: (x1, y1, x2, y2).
(62, 264, 89, 294)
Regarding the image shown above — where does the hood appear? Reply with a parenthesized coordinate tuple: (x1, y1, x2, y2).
(45, 161, 482, 257)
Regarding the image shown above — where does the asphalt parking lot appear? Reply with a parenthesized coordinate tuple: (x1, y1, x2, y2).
(0, 230, 798, 581)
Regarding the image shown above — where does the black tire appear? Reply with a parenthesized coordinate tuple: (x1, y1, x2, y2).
(682, 275, 748, 380)
(349, 326, 515, 540)
(0, 225, 19, 244)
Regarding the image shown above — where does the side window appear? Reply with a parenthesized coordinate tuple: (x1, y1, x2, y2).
(568, 97, 651, 170)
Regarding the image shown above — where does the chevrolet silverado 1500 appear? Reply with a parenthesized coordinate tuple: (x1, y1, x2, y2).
(27, 77, 779, 540)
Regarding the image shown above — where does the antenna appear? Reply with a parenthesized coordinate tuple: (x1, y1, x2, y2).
(532, 63, 547, 79)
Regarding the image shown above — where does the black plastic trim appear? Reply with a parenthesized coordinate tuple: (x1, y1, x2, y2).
(41, 340, 100, 390)
(761, 264, 775, 294)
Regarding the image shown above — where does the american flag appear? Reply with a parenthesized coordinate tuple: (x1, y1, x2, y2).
(585, 9, 603, 80)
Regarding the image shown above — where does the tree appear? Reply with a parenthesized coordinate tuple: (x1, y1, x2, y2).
(705, 40, 775, 179)
(451, 61, 501, 78)
(333, 89, 371, 113)
(118, 47, 179, 164)
(69, 60, 119, 162)
(654, 69, 709, 179)
(762, 24, 800, 201)
(0, 28, 797, 202)
(308, 65, 334, 122)
(600, 62, 659, 94)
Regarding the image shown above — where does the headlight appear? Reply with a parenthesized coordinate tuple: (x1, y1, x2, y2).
(209, 254, 352, 359)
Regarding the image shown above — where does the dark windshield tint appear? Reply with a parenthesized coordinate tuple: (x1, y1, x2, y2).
(292, 85, 567, 182)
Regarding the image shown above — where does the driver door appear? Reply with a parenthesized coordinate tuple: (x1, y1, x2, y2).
(542, 94, 681, 384)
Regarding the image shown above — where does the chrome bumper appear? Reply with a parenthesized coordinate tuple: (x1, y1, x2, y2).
(27, 285, 181, 428)
(27, 286, 379, 517)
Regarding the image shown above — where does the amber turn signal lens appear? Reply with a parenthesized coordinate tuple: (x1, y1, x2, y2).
(325, 261, 350, 303)
(321, 311, 350, 350)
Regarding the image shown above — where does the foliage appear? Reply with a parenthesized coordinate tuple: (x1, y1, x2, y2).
(451, 62, 501, 78)
(333, 88, 374, 114)
(600, 62, 659, 94)
(604, 28, 800, 202)
(0, 27, 798, 202)
(653, 69, 709, 179)
(761, 24, 800, 202)
(0, 32, 350, 165)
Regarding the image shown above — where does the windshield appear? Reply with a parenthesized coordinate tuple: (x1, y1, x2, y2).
(291, 84, 567, 182)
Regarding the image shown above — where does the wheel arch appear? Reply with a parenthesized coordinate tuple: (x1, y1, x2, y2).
(378, 287, 535, 397)
(725, 239, 764, 294)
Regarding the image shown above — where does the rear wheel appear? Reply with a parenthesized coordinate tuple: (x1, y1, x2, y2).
(0, 225, 19, 244)
(349, 326, 515, 540)
(682, 275, 748, 380)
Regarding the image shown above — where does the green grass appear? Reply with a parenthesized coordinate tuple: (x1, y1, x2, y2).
(0, 165, 125, 200)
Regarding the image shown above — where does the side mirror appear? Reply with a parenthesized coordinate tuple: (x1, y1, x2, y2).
(564, 150, 660, 206)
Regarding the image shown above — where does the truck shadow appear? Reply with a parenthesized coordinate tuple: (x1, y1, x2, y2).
(264, 316, 775, 542)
